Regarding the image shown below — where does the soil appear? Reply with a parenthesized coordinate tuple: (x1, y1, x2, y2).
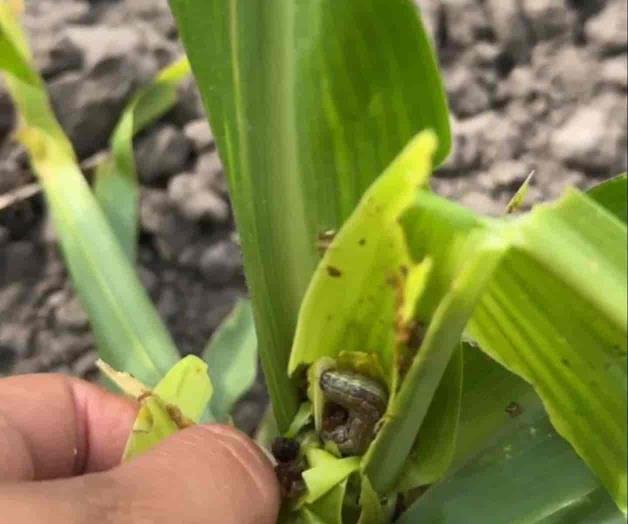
(0, 0, 626, 432)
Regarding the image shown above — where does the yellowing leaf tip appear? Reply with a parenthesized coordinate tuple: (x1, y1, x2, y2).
(390, 129, 438, 187)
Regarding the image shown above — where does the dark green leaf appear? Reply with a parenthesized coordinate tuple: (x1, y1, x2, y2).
(398, 408, 620, 524)
(587, 173, 627, 224)
(395, 345, 462, 490)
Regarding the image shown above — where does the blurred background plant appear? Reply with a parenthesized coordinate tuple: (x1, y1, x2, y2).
(0, 1, 259, 429)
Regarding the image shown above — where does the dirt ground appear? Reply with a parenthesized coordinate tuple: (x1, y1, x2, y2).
(0, 0, 626, 431)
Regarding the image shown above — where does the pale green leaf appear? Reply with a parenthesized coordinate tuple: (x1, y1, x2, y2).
(303, 448, 360, 504)
(153, 355, 212, 423)
(288, 132, 467, 496)
(307, 358, 336, 435)
(0, 10, 36, 85)
(123, 355, 212, 461)
(93, 57, 191, 259)
(122, 395, 180, 462)
(363, 235, 507, 494)
(285, 402, 313, 440)
(201, 299, 258, 422)
(289, 131, 438, 382)
(301, 480, 349, 524)
(0, 5, 179, 385)
(402, 188, 627, 512)
(0, 3, 74, 151)
(505, 170, 534, 214)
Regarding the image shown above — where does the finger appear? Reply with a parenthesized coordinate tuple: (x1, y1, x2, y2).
(0, 424, 280, 524)
(0, 374, 137, 481)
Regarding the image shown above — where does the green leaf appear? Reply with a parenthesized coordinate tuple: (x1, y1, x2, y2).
(357, 475, 390, 524)
(97, 355, 212, 461)
(122, 395, 180, 462)
(287, 133, 468, 497)
(469, 191, 627, 512)
(398, 407, 622, 524)
(363, 235, 507, 494)
(285, 402, 313, 439)
(538, 489, 626, 524)
(0, 4, 74, 151)
(395, 344, 463, 490)
(128, 57, 191, 134)
(169, 0, 451, 431)
(587, 173, 627, 224)
(301, 479, 349, 524)
(0, 7, 37, 86)
(289, 132, 437, 382)
(302, 448, 360, 504)
(402, 190, 486, 319)
(452, 343, 540, 468)
(153, 355, 212, 423)
(201, 299, 258, 422)
(93, 57, 191, 259)
(402, 189, 627, 512)
(254, 405, 279, 448)
(399, 346, 624, 523)
(505, 170, 534, 214)
(0, 4, 179, 385)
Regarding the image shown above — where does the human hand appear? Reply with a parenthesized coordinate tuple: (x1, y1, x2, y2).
(0, 374, 279, 523)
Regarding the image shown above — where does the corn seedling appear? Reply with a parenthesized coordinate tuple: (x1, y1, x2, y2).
(1, 0, 626, 522)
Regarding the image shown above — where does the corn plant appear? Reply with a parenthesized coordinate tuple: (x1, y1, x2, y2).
(1, 1, 626, 523)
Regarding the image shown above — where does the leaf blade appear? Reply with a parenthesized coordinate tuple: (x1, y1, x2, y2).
(587, 173, 627, 224)
(169, 0, 451, 430)
(398, 407, 621, 524)
(93, 57, 191, 259)
(363, 235, 507, 493)
(402, 188, 627, 512)
(0, 4, 180, 385)
(201, 299, 258, 422)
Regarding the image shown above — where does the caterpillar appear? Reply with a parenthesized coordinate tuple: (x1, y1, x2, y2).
(319, 369, 388, 456)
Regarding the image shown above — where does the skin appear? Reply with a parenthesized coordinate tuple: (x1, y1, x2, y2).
(0, 374, 279, 524)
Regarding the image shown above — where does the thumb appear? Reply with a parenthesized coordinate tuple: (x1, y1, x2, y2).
(115, 424, 280, 523)
(0, 424, 280, 524)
